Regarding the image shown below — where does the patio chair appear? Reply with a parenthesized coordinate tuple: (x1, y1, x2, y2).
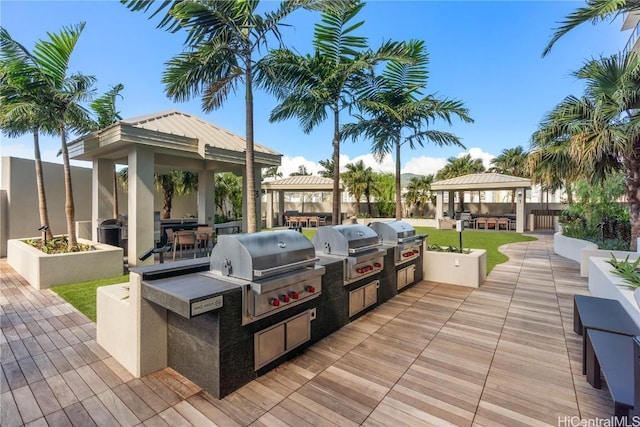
(486, 217, 497, 230)
(196, 226, 214, 254)
(318, 216, 327, 226)
(475, 217, 488, 230)
(308, 216, 319, 228)
(173, 230, 197, 260)
(497, 217, 509, 231)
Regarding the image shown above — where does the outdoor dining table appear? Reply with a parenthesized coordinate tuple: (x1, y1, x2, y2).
(172, 229, 215, 260)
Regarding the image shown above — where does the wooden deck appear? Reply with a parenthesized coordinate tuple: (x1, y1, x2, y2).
(1, 233, 613, 426)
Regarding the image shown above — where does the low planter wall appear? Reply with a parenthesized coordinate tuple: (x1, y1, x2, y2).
(358, 218, 438, 228)
(423, 248, 486, 288)
(7, 237, 123, 289)
(588, 257, 640, 328)
(97, 272, 167, 377)
(554, 232, 638, 277)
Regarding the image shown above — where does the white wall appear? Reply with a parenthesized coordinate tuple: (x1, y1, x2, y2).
(1, 157, 93, 256)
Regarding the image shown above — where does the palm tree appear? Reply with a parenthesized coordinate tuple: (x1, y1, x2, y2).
(404, 175, 435, 217)
(532, 53, 640, 249)
(341, 160, 374, 216)
(318, 158, 334, 178)
(543, 0, 639, 56)
(214, 172, 243, 219)
(155, 171, 198, 219)
(90, 84, 124, 218)
(528, 134, 579, 204)
(489, 146, 529, 211)
(262, 166, 282, 180)
(1, 23, 95, 250)
(342, 40, 473, 220)
(124, 0, 317, 233)
(258, 1, 407, 224)
(0, 28, 56, 240)
(436, 154, 486, 212)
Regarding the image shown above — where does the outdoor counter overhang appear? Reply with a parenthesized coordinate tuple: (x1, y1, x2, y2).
(66, 110, 282, 267)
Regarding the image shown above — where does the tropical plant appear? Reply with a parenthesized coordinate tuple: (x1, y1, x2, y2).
(342, 39, 473, 220)
(528, 134, 579, 204)
(90, 83, 124, 217)
(0, 23, 95, 250)
(214, 172, 243, 220)
(258, 1, 408, 224)
(155, 171, 198, 219)
(404, 174, 435, 217)
(542, 0, 639, 56)
(607, 254, 640, 290)
(534, 53, 640, 250)
(318, 158, 335, 178)
(341, 160, 374, 216)
(372, 172, 396, 217)
(0, 28, 56, 240)
(262, 166, 282, 180)
(489, 146, 529, 211)
(290, 165, 311, 176)
(435, 154, 485, 212)
(123, 0, 318, 232)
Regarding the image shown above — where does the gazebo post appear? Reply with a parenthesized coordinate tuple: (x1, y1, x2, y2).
(198, 169, 215, 227)
(128, 145, 155, 267)
(266, 190, 274, 229)
(278, 190, 285, 227)
(436, 192, 444, 221)
(92, 158, 115, 242)
(516, 186, 525, 233)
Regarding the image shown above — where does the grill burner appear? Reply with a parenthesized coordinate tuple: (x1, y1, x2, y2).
(369, 221, 426, 265)
(312, 224, 385, 284)
(208, 231, 324, 324)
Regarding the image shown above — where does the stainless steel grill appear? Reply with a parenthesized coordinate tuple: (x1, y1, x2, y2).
(369, 221, 426, 265)
(312, 224, 385, 284)
(208, 231, 324, 324)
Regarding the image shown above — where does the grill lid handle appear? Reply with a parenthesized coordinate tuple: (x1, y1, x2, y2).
(253, 257, 320, 278)
(222, 259, 232, 276)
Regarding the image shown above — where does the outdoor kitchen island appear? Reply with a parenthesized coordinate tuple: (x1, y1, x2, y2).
(97, 228, 426, 400)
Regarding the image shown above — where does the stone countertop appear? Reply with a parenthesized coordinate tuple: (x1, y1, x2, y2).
(142, 272, 240, 319)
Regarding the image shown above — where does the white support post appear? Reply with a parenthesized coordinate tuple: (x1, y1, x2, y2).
(92, 158, 115, 242)
(128, 146, 154, 266)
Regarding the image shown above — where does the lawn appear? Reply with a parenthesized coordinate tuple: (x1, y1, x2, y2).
(300, 226, 536, 274)
(51, 274, 129, 322)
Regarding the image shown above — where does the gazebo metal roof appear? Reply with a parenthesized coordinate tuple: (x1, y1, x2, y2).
(262, 175, 343, 191)
(68, 110, 281, 170)
(431, 173, 531, 191)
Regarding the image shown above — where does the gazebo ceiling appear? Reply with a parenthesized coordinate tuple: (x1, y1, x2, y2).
(262, 175, 343, 191)
(431, 173, 531, 191)
(68, 110, 281, 170)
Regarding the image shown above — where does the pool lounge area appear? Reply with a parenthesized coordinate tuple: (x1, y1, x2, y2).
(0, 232, 615, 426)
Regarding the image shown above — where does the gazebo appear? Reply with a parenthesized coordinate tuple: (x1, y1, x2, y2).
(68, 110, 281, 266)
(262, 175, 342, 228)
(431, 173, 531, 233)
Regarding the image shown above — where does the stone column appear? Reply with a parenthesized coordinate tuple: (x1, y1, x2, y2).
(278, 190, 285, 226)
(266, 190, 274, 229)
(92, 158, 115, 242)
(435, 192, 444, 221)
(128, 146, 154, 266)
(198, 169, 215, 227)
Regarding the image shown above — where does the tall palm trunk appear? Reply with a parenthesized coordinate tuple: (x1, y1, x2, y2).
(59, 127, 77, 250)
(625, 138, 640, 251)
(161, 179, 174, 219)
(566, 183, 573, 204)
(332, 105, 340, 225)
(458, 191, 465, 212)
(395, 137, 402, 220)
(33, 128, 53, 240)
(366, 193, 372, 216)
(245, 52, 257, 233)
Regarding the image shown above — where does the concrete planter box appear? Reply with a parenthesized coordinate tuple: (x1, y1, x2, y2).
(554, 232, 638, 277)
(423, 248, 487, 288)
(588, 257, 640, 328)
(7, 237, 123, 289)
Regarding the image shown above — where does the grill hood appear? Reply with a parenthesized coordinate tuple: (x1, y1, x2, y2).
(210, 230, 317, 281)
(369, 220, 423, 244)
(312, 224, 380, 256)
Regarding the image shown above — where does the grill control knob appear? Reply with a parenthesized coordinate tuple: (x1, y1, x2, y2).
(306, 286, 316, 294)
(270, 298, 280, 307)
(289, 291, 299, 300)
(280, 294, 290, 303)
(374, 262, 382, 268)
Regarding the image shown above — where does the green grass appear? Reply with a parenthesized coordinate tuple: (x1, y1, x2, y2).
(413, 227, 537, 273)
(298, 227, 536, 274)
(51, 274, 129, 322)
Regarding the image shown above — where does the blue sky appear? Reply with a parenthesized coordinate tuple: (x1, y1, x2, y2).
(0, 1, 628, 177)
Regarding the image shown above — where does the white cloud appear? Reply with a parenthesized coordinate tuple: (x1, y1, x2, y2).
(279, 155, 321, 177)
(403, 156, 448, 176)
(458, 147, 496, 170)
(343, 153, 394, 174)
